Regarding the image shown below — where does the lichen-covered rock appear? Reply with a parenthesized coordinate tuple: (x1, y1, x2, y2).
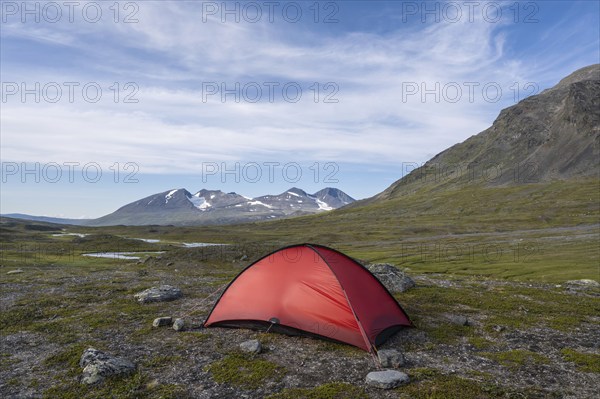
(173, 318, 185, 331)
(134, 285, 182, 303)
(239, 339, 262, 354)
(153, 317, 173, 327)
(445, 314, 469, 326)
(367, 263, 415, 293)
(377, 349, 406, 368)
(365, 370, 410, 389)
(79, 348, 135, 385)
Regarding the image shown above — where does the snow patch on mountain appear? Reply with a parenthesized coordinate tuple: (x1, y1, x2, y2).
(188, 193, 212, 210)
(316, 199, 333, 211)
(248, 200, 273, 209)
(165, 189, 179, 203)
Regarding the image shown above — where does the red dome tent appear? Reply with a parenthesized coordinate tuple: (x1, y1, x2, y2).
(203, 244, 412, 352)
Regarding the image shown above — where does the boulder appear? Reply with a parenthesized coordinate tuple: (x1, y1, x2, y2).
(173, 318, 185, 331)
(445, 314, 469, 326)
(365, 370, 410, 389)
(79, 348, 135, 385)
(153, 317, 173, 327)
(134, 285, 182, 303)
(367, 263, 415, 293)
(377, 349, 406, 368)
(239, 339, 262, 354)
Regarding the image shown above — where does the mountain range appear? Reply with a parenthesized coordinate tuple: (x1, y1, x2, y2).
(5, 187, 354, 226)
(76, 187, 352, 226)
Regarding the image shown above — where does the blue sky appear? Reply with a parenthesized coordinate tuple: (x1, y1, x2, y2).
(1, 0, 599, 218)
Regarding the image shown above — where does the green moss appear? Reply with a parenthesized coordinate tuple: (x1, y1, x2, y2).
(468, 336, 494, 350)
(205, 353, 285, 390)
(465, 369, 494, 380)
(401, 372, 508, 399)
(316, 341, 364, 357)
(0, 305, 43, 332)
(422, 322, 471, 344)
(401, 284, 600, 335)
(0, 353, 13, 371)
(408, 367, 441, 379)
(44, 343, 96, 376)
(560, 348, 600, 373)
(548, 315, 587, 332)
(402, 368, 555, 398)
(0, 293, 88, 335)
(31, 319, 80, 344)
(142, 355, 182, 369)
(42, 368, 188, 399)
(266, 382, 367, 399)
(29, 379, 41, 388)
(6, 377, 20, 387)
(482, 350, 550, 370)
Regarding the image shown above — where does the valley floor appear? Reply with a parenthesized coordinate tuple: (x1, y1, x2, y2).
(1, 234, 599, 399)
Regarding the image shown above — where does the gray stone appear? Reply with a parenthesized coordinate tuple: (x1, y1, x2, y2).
(79, 348, 135, 385)
(239, 339, 262, 354)
(377, 349, 406, 368)
(134, 285, 182, 303)
(367, 263, 415, 293)
(172, 318, 185, 331)
(152, 317, 173, 327)
(365, 370, 410, 389)
(6, 269, 24, 274)
(446, 314, 469, 326)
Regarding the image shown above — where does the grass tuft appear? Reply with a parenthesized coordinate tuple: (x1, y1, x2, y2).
(205, 352, 285, 390)
(560, 348, 600, 373)
(266, 382, 367, 399)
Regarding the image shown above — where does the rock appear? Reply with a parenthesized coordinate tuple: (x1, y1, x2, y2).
(79, 348, 135, 385)
(166, 262, 174, 267)
(134, 285, 182, 303)
(565, 279, 600, 288)
(365, 370, 410, 389)
(446, 314, 469, 326)
(172, 318, 185, 331)
(367, 263, 415, 293)
(6, 269, 24, 274)
(377, 349, 406, 368)
(240, 255, 248, 261)
(153, 317, 173, 327)
(239, 339, 262, 354)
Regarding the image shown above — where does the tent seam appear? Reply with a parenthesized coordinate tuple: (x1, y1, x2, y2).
(306, 244, 374, 353)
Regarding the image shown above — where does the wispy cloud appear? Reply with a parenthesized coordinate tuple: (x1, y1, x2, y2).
(1, 1, 597, 176)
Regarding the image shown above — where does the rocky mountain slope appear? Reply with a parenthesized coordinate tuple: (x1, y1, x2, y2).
(372, 64, 599, 202)
(86, 187, 354, 226)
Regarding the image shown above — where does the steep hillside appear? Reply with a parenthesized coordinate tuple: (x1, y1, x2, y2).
(374, 64, 599, 202)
